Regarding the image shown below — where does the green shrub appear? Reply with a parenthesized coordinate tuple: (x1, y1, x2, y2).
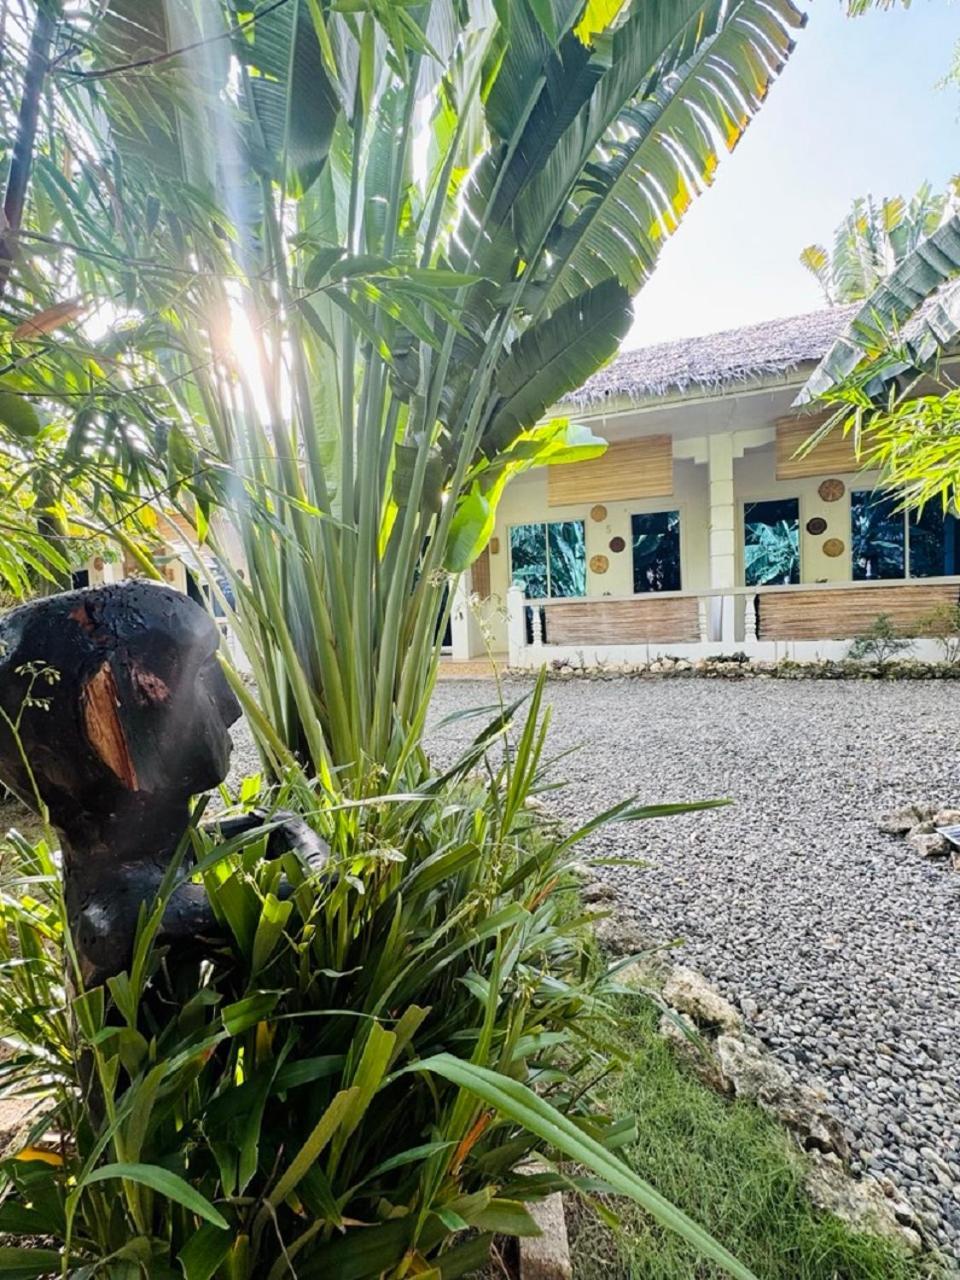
(918, 603, 960, 664)
(847, 614, 914, 668)
(0, 682, 743, 1280)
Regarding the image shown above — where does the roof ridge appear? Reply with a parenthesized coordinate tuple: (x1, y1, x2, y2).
(565, 303, 860, 409)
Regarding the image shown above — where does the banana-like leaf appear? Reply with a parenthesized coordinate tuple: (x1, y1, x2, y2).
(444, 488, 493, 572)
(530, 0, 805, 313)
(233, 0, 339, 188)
(799, 214, 960, 402)
(482, 278, 631, 456)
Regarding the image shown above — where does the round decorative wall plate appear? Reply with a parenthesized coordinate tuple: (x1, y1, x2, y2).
(609, 535, 626, 553)
(806, 517, 827, 536)
(823, 537, 845, 558)
(818, 478, 845, 503)
(590, 553, 609, 574)
(590, 504, 608, 522)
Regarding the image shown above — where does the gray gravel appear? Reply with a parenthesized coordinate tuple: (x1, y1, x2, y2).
(425, 676, 960, 1259)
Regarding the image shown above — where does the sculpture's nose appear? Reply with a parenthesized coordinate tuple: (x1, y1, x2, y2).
(201, 655, 242, 729)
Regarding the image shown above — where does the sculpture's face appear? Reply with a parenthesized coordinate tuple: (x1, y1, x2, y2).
(0, 581, 241, 824)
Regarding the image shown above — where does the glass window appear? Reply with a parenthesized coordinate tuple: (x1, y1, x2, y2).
(509, 520, 585, 599)
(909, 505, 960, 578)
(743, 499, 800, 586)
(632, 511, 681, 592)
(851, 491, 905, 580)
(547, 521, 586, 597)
(508, 523, 547, 598)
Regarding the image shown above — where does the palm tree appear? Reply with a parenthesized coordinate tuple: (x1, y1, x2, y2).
(800, 183, 956, 306)
(0, 0, 807, 783)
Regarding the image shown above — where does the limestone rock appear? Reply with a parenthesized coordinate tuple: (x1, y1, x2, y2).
(662, 966, 743, 1035)
(877, 805, 928, 835)
(906, 830, 950, 858)
(580, 880, 617, 904)
(933, 807, 960, 827)
(594, 915, 652, 956)
(659, 1011, 732, 1095)
(714, 1035, 850, 1161)
(518, 1193, 572, 1280)
(805, 1153, 923, 1254)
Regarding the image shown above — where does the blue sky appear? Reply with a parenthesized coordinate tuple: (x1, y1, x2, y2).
(626, 0, 959, 348)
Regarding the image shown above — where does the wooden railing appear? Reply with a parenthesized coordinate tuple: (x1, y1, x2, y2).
(540, 595, 703, 645)
(755, 580, 960, 641)
(508, 575, 960, 658)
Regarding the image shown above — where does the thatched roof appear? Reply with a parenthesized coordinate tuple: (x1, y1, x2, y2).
(566, 304, 860, 408)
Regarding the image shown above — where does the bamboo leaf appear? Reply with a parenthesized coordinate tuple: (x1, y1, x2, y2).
(0, 392, 40, 439)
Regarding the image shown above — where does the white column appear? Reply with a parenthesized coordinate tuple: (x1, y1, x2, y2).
(707, 435, 737, 644)
(506, 584, 526, 668)
(450, 572, 472, 661)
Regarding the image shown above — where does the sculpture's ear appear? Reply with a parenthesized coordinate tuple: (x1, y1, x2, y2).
(80, 661, 139, 792)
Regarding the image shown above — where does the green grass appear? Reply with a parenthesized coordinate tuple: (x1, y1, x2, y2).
(567, 997, 937, 1280)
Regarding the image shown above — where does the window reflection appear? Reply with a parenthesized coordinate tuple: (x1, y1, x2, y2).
(909, 505, 960, 578)
(851, 491, 905, 580)
(632, 511, 681, 592)
(509, 521, 586, 599)
(744, 499, 800, 586)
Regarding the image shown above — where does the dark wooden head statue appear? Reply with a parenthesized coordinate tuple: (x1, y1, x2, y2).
(0, 581, 244, 986)
(0, 580, 241, 830)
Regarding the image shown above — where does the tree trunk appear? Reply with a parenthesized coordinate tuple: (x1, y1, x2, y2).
(0, 3, 57, 303)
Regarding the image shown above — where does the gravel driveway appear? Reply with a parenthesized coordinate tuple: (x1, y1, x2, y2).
(425, 676, 960, 1259)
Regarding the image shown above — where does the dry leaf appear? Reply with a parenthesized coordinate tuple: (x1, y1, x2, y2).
(12, 297, 86, 341)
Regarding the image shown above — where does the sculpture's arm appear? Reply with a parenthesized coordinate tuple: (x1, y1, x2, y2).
(204, 808, 330, 871)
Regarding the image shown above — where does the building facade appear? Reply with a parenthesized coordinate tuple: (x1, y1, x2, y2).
(451, 307, 960, 666)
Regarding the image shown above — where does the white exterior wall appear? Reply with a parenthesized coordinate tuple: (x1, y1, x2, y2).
(465, 432, 901, 657)
(734, 444, 882, 586)
(479, 455, 710, 652)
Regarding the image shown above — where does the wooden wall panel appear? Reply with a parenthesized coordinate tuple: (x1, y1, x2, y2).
(544, 596, 699, 645)
(775, 417, 860, 481)
(547, 436, 673, 507)
(472, 545, 491, 599)
(757, 583, 960, 640)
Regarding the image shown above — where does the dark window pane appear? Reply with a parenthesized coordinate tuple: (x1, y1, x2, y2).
(547, 521, 586, 597)
(851, 491, 904, 580)
(509, 524, 548, 598)
(743, 499, 800, 586)
(632, 511, 682, 592)
(909, 505, 960, 578)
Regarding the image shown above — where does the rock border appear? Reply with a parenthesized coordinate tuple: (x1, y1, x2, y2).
(591, 906, 930, 1259)
(511, 655, 960, 682)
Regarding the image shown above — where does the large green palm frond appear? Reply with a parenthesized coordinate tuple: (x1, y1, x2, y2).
(0, 0, 806, 775)
(799, 213, 960, 402)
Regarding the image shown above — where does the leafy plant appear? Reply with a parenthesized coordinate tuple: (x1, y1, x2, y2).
(800, 183, 956, 307)
(918, 602, 960, 664)
(0, 681, 750, 1280)
(846, 614, 913, 667)
(0, 0, 806, 785)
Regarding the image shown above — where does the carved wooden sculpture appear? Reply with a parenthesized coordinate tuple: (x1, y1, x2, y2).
(0, 581, 326, 987)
